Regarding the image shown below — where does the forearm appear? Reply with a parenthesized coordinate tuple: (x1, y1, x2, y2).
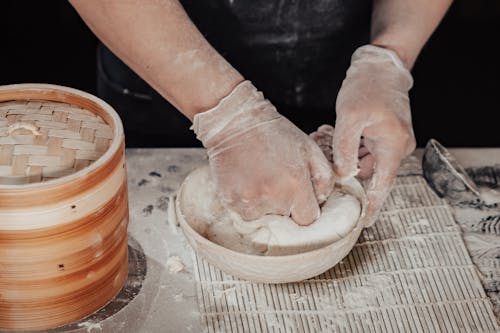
(370, 0, 453, 69)
(69, 0, 243, 120)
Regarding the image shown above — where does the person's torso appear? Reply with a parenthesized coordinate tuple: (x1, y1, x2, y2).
(98, 0, 372, 143)
(182, 0, 372, 109)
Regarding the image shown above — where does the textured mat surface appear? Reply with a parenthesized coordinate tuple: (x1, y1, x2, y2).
(192, 157, 499, 333)
(458, 165, 500, 321)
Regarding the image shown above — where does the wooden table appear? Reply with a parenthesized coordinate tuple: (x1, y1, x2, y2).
(45, 148, 500, 332)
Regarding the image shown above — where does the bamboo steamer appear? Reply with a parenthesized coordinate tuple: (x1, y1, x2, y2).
(0, 84, 129, 331)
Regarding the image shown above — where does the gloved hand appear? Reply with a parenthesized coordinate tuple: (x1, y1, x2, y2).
(333, 45, 416, 223)
(192, 81, 334, 226)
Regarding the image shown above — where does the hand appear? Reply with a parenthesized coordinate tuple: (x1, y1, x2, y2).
(332, 45, 416, 223)
(192, 81, 334, 226)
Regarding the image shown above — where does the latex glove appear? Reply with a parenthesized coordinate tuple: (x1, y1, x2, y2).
(192, 81, 334, 226)
(310, 125, 370, 178)
(333, 45, 416, 224)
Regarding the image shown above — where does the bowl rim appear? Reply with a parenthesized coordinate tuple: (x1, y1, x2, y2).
(176, 165, 368, 261)
(0, 83, 124, 190)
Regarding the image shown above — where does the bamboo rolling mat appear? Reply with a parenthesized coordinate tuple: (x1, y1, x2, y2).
(190, 157, 499, 333)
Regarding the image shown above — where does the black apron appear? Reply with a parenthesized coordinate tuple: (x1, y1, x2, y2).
(97, 0, 372, 147)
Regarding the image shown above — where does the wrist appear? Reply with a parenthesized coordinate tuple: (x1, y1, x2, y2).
(369, 38, 415, 70)
(350, 44, 413, 91)
(191, 81, 280, 148)
(182, 72, 245, 120)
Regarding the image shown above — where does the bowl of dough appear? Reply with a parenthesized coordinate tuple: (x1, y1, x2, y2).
(176, 165, 367, 283)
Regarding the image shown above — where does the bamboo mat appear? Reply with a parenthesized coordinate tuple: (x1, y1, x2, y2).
(191, 157, 499, 333)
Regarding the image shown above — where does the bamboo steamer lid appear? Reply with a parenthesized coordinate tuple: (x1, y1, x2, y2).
(0, 84, 129, 331)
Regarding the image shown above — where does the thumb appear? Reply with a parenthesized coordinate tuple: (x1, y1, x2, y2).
(290, 179, 321, 226)
(365, 147, 401, 225)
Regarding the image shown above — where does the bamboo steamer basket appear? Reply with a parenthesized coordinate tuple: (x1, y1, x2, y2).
(0, 84, 128, 331)
(176, 166, 368, 283)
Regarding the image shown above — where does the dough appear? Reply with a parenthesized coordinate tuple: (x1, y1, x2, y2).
(180, 166, 361, 256)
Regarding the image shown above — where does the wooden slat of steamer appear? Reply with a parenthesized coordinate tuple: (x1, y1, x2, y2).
(46, 137, 63, 156)
(0, 165, 12, 177)
(6, 109, 37, 115)
(28, 155, 62, 167)
(33, 130, 49, 146)
(39, 105, 56, 115)
(48, 128, 82, 140)
(60, 147, 77, 168)
(52, 110, 68, 123)
(27, 165, 43, 183)
(76, 150, 102, 161)
(0, 145, 14, 165)
(74, 159, 91, 172)
(35, 120, 67, 129)
(66, 118, 82, 132)
(12, 155, 29, 176)
(80, 126, 95, 142)
(95, 137, 110, 152)
(41, 165, 74, 179)
(13, 145, 48, 156)
(0, 160, 27, 184)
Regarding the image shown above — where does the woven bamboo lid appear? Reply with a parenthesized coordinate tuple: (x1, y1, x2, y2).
(0, 84, 122, 186)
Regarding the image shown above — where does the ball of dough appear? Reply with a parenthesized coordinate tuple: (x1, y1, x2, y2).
(180, 166, 361, 256)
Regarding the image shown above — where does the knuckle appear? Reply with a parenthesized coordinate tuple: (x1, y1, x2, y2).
(321, 169, 335, 185)
(238, 206, 261, 221)
(311, 160, 334, 182)
(221, 188, 257, 208)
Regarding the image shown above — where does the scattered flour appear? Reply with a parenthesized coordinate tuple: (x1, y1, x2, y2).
(213, 286, 238, 307)
(479, 188, 500, 205)
(166, 255, 185, 273)
(289, 293, 309, 305)
(174, 292, 184, 302)
(77, 321, 103, 332)
(342, 274, 394, 309)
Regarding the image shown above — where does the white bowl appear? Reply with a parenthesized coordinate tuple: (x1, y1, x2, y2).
(176, 166, 367, 283)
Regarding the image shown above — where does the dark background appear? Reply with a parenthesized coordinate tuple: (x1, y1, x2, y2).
(1, 0, 499, 147)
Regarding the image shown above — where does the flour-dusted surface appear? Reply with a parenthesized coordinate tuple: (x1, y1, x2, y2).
(192, 156, 499, 333)
(36, 148, 499, 332)
(457, 164, 500, 321)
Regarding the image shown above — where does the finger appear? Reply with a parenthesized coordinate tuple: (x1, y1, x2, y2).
(308, 142, 335, 204)
(332, 117, 363, 179)
(310, 126, 334, 147)
(237, 202, 266, 221)
(318, 145, 334, 164)
(309, 130, 334, 162)
(358, 154, 375, 179)
(317, 124, 335, 136)
(366, 147, 401, 221)
(220, 184, 270, 221)
(290, 180, 321, 226)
